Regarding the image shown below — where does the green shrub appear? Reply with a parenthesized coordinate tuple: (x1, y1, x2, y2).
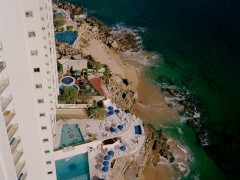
(58, 88, 78, 104)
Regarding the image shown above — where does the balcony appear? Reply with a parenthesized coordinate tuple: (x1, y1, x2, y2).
(0, 42, 2, 51)
(10, 138, 21, 152)
(4, 110, 15, 126)
(0, 95, 12, 111)
(0, 79, 9, 94)
(13, 150, 23, 165)
(7, 124, 18, 140)
(0, 61, 6, 74)
(16, 161, 25, 178)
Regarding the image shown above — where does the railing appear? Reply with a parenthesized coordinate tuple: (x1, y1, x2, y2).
(13, 151, 23, 165)
(16, 161, 25, 178)
(0, 61, 6, 73)
(10, 138, 21, 152)
(7, 124, 18, 140)
(0, 79, 8, 94)
(4, 110, 15, 126)
(0, 95, 12, 111)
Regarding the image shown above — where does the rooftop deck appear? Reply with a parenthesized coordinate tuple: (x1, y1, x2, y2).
(53, 110, 145, 180)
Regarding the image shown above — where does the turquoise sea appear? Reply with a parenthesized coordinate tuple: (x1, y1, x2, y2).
(63, 0, 240, 179)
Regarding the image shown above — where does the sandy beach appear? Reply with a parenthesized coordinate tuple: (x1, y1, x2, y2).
(82, 39, 138, 92)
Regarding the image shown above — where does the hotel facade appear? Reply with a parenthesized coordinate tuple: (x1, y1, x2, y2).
(0, 0, 58, 179)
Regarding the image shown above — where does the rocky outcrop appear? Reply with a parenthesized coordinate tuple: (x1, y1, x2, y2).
(56, 2, 84, 18)
(107, 74, 137, 110)
(111, 125, 176, 179)
(85, 16, 141, 52)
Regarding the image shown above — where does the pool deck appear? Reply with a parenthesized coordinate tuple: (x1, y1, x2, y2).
(53, 109, 145, 180)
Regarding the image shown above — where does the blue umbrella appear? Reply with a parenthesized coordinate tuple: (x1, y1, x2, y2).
(104, 155, 110, 160)
(108, 150, 115, 156)
(102, 166, 109, 172)
(102, 161, 109, 166)
(110, 127, 116, 133)
(117, 125, 124, 130)
(108, 111, 114, 116)
(108, 106, 113, 111)
(115, 109, 120, 114)
(120, 146, 126, 151)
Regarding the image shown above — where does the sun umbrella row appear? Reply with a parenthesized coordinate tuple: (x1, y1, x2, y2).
(101, 147, 126, 172)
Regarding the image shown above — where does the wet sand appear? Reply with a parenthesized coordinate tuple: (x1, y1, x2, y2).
(139, 164, 179, 180)
(133, 69, 178, 125)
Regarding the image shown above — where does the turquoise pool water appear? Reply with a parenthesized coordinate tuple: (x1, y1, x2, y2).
(60, 124, 85, 148)
(55, 31, 77, 45)
(56, 153, 90, 180)
(134, 125, 142, 134)
(59, 84, 79, 91)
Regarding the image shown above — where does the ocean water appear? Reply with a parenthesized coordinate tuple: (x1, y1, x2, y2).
(63, 0, 240, 179)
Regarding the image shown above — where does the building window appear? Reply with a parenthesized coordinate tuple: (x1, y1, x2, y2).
(43, 36, 47, 40)
(51, 108, 54, 110)
(46, 161, 52, 165)
(44, 46, 47, 49)
(34, 68, 40, 72)
(45, 54, 48, 57)
(44, 150, 50, 154)
(49, 94, 52, 96)
(46, 63, 49, 66)
(42, 27, 45, 30)
(40, 7, 43, 11)
(47, 171, 52, 175)
(48, 86, 51, 89)
(41, 17, 44, 21)
(31, 50, 38, 56)
(38, 99, 44, 103)
(25, 11, 33, 17)
(41, 126, 47, 130)
(47, 71, 50, 74)
(35, 84, 42, 89)
(43, 138, 49, 142)
(50, 101, 53, 103)
(28, 31, 35, 37)
(40, 113, 45, 117)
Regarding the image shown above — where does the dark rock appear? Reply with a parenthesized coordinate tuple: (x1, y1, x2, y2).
(187, 118, 199, 127)
(169, 156, 175, 163)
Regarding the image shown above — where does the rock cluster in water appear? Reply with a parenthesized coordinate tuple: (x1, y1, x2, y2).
(162, 86, 210, 146)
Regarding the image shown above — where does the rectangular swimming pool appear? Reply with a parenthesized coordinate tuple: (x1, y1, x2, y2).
(134, 125, 142, 134)
(55, 153, 90, 180)
(60, 124, 85, 148)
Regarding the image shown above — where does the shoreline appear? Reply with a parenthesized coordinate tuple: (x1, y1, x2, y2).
(54, 2, 189, 179)
(81, 35, 188, 179)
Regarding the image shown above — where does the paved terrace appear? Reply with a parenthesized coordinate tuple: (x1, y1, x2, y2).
(53, 111, 145, 180)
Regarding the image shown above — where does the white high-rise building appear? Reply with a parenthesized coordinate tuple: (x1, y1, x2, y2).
(0, 0, 58, 179)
